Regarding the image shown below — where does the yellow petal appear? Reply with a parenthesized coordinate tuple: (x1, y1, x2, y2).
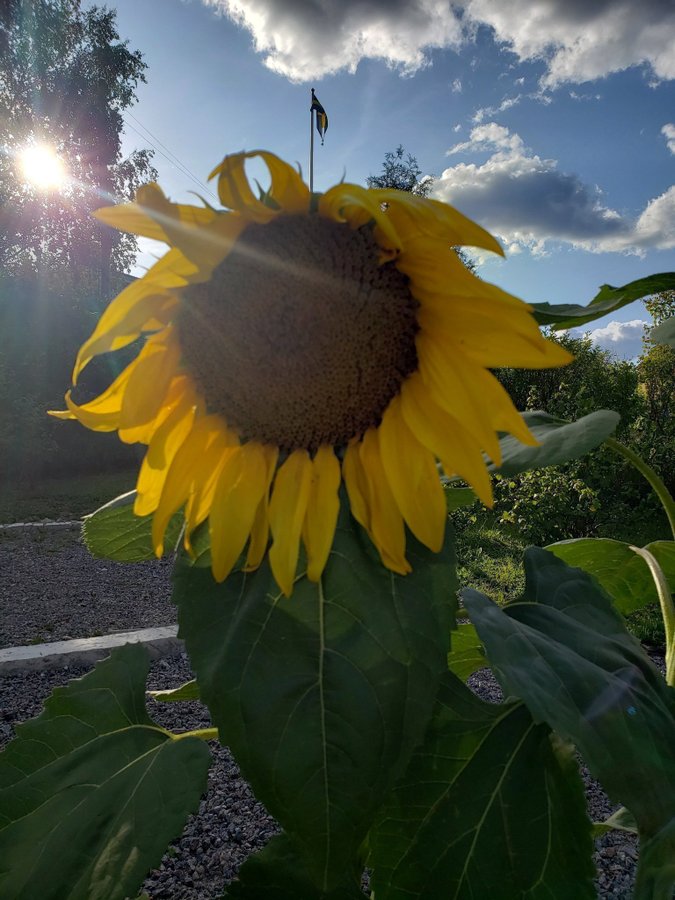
(49, 361, 137, 431)
(183, 427, 240, 552)
(134, 389, 198, 517)
(342, 439, 372, 532)
(209, 150, 310, 219)
(359, 429, 411, 574)
(378, 396, 446, 552)
(400, 374, 493, 506)
(118, 329, 181, 438)
(303, 445, 341, 582)
(94, 183, 216, 241)
(209, 443, 270, 582)
(73, 281, 178, 382)
(416, 331, 502, 465)
(268, 449, 313, 597)
(319, 183, 402, 252)
(373, 190, 504, 255)
(151, 415, 224, 555)
(121, 372, 194, 447)
(244, 444, 280, 571)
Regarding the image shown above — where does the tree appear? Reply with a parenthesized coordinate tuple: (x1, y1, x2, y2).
(366, 145, 433, 197)
(0, 0, 156, 288)
(634, 291, 675, 492)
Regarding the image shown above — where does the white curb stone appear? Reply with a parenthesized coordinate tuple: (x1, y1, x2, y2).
(0, 625, 182, 672)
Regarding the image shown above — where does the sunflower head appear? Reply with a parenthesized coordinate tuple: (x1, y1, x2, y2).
(51, 150, 571, 596)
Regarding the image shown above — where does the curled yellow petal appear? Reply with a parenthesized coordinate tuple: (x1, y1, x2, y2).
(209, 150, 310, 220)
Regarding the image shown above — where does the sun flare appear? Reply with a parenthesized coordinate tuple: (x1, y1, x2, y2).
(19, 144, 67, 190)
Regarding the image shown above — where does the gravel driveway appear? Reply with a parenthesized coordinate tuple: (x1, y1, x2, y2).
(0, 524, 641, 897)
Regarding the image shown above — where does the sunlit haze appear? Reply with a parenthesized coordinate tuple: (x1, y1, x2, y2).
(19, 144, 67, 190)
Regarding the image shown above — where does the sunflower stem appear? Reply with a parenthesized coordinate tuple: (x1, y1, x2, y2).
(630, 546, 675, 687)
(171, 727, 219, 743)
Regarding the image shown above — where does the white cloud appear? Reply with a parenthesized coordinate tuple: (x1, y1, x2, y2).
(202, 0, 463, 81)
(463, 0, 675, 87)
(447, 122, 524, 155)
(200, 0, 675, 85)
(434, 123, 675, 255)
(472, 94, 523, 124)
(451, 77, 462, 93)
(571, 319, 647, 359)
(662, 123, 675, 155)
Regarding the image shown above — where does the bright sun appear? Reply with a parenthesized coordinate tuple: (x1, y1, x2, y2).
(19, 145, 67, 190)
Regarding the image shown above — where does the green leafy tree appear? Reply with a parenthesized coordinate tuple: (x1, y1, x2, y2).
(366, 144, 433, 196)
(0, 0, 156, 287)
(494, 333, 652, 543)
(633, 291, 675, 493)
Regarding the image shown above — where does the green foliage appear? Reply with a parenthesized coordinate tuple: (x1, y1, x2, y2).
(173, 501, 456, 893)
(0, 272, 144, 485)
(83, 490, 183, 561)
(368, 673, 595, 899)
(546, 538, 675, 615)
(8, 270, 675, 897)
(0, 0, 156, 277)
(464, 548, 675, 898)
(491, 408, 620, 474)
(447, 621, 487, 681)
(494, 332, 670, 544)
(366, 144, 433, 197)
(0, 644, 211, 900)
(530, 272, 675, 329)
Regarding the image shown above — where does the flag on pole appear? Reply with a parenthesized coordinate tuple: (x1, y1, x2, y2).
(311, 88, 328, 145)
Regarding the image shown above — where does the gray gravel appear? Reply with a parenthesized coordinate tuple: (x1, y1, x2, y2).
(0, 525, 648, 897)
(0, 526, 174, 648)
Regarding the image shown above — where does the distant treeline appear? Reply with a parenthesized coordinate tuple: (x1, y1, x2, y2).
(1, 272, 144, 486)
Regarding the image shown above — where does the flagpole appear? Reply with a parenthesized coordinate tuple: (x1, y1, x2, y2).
(309, 89, 315, 193)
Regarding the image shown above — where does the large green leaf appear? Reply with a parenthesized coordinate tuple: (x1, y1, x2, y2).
(491, 410, 619, 476)
(0, 644, 211, 900)
(463, 548, 675, 898)
(531, 273, 675, 329)
(447, 621, 486, 681)
(652, 316, 675, 349)
(226, 833, 366, 899)
(369, 672, 595, 899)
(82, 491, 183, 562)
(173, 503, 456, 892)
(547, 538, 675, 614)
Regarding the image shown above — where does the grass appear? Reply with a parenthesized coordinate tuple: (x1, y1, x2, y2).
(453, 507, 668, 652)
(0, 469, 137, 523)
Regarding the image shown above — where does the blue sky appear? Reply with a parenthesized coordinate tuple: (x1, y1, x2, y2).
(108, 0, 675, 359)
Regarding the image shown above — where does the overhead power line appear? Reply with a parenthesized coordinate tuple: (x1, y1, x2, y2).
(123, 111, 219, 203)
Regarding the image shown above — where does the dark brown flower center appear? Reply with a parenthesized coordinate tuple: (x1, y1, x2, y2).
(178, 214, 419, 452)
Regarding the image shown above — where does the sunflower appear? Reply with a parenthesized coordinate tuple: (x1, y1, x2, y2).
(52, 150, 571, 596)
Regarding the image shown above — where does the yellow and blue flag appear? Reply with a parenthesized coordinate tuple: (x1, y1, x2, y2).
(311, 89, 328, 145)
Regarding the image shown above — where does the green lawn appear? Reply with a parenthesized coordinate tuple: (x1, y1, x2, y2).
(0, 470, 137, 523)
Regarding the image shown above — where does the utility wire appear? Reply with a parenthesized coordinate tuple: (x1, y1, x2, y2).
(123, 112, 219, 203)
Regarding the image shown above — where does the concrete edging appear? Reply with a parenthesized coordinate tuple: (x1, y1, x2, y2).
(0, 625, 182, 672)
